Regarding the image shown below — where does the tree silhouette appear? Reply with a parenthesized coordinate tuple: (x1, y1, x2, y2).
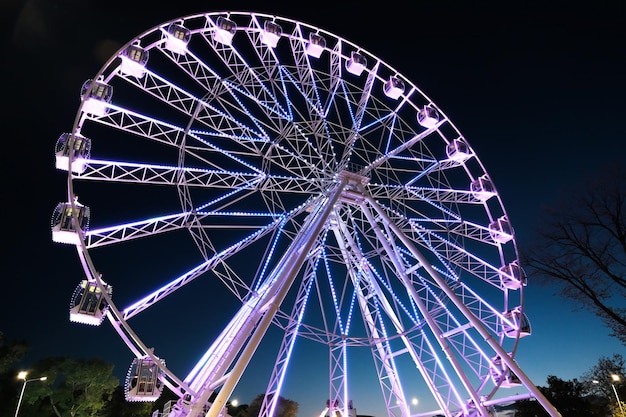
(246, 394, 298, 417)
(0, 332, 30, 417)
(523, 162, 626, 345)
(25, 356, 119, 417)
(0, 332, 28, 374)
(103, 386, 154, 417)
(515, 375, 600, 417)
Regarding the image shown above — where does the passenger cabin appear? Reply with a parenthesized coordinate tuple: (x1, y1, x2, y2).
(164, 23, 190, 54)
(261, 20, 282, 48)
(502, 307, 531, 338)
(446, 138, 471, 162)
(490, 355, 522, 388)
(499, 261, 526, 290)
(55, 133, 90, 173)
(69, 280, 111, 326)
(120, 44, 149, 78)
(470, 175, 496, 201)
(417, 106, 440, 128)
(345, 52, 367, 76)
(51, 200, 90, 245)
(501, 369, 522, 388)
(306, 33, 326, 58)
(489, 216, 514, 244)
(214, 16, 237, 46)
(323, 399, 357, 417)
(384, 76, 405, 100)
(125, 356, 164, 402)
(80, 79, 112, 117)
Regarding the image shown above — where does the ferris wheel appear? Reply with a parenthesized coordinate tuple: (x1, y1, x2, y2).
(52, 11, 561, 417)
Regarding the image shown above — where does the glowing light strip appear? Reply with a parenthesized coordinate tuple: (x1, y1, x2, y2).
(267, 249, 321, 417)
(253, 216, 288, 293)
(121, 215, 285, 319)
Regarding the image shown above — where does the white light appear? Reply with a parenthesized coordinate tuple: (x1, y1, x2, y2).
(610, 374, 624, 417)
(412, 398, 418, 406)
(15, 373, 47, 417)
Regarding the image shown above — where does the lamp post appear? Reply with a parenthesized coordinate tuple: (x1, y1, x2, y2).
(14, 371, 47, 417)
(611, 374, 624, 417)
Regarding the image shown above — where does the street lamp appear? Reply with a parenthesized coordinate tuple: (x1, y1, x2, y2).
(611, 374, 624, 417)
(14, 371, 47, 417)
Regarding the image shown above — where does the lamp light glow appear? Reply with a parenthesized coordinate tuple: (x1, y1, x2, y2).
(14, 372, 47, 417)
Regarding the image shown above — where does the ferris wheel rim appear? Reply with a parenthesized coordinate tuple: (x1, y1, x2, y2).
(58, 10, 528, 417)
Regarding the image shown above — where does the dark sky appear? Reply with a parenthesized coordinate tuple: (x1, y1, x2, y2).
(2, 1, 625, 417)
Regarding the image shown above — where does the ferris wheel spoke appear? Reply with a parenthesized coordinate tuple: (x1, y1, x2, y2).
(84, 107, 193, 148)
(121, 211, 296, 321)
(72, 158, 326, 197)
(120, 69, 214, 119)
(352, 61, 380, 128)
(73, 160, 266, 188)
(378, 212, 507, 289)
(358, 201, 495, 413)
(284, 33, 327, 118)
(163, 49, 289, 132)
(415, 274, 502, 379)
(363, 195, 496, 249)
(357, 270, 459, 415)
(121, 67, 271, 142)
(84, 104, 276, 174)
(84, 212, 188, 248)
(202, 17, 291, 117)
(197, 47, 340, 172)
(243, 15, 293, 104)
(366, 184, 477, 210)
(160, 30, 291, 125)
(83, 202, 285, 249)
(361, 122, 444, 175)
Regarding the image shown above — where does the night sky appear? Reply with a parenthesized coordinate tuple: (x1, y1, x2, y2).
(2, 1, 625, 417)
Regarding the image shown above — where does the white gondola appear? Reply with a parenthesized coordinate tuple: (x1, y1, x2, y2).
(80, 79, 112, 117)
(69, 280, 112, 326)
(489, 215, 514, 244)
(346, 51, 367, 76)
(489, 355, 501, 382)
(214, 16, 237, 46)
(51, 200, 90, 245)
(306, 33, 326, 58)
(164, 23, 190, 54)
(490, 355, 522, 388)
(261, 20, 282, 48)
(417, 105, 440, 128)
(322, 399, 357, 417)
(446, 138, 471, 162)
(120, 44, 149, 78)
(502, 307, 531, 338)
(55, 132, 90, 173)
(125, 356, 165, 402)
(502, 370, 522, 387)
(383, 76, 405, 100)
(470, 174, 496, 201)
(499, 261, 526, 290)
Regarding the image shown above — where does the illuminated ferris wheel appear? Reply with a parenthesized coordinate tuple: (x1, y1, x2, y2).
(52, 11, 560, 417)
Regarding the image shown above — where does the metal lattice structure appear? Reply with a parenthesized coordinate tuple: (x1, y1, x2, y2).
(53, 11, 561, 417)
